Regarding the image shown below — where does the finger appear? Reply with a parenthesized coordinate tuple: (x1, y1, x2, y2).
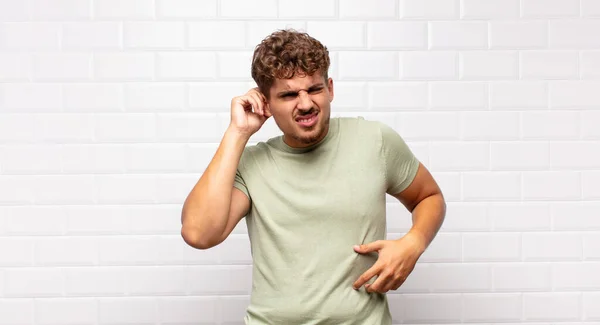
(353, 263, 382, 290)
(245, 96, 261, 115)
(367, 271, 392, 293)
(354, 240, 385, 254)
(382, 276, 403, 293)
(249, 93, 264, 116)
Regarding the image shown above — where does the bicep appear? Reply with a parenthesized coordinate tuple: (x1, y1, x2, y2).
(219, 187, 250, 243)
(393, 162, 441, 212)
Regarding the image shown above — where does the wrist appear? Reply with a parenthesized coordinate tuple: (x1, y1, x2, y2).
(405, 229, 428, 255)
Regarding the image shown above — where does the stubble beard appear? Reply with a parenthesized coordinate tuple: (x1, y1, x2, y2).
(292, 114, 330, 145)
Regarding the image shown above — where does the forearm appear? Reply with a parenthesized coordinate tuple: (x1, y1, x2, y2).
(181, 127, 249, 236)
(406, 193, 446, 253)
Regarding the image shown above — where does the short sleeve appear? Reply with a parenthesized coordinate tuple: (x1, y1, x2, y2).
(233, 168, 250, 199)
(378, 122, 420, 194)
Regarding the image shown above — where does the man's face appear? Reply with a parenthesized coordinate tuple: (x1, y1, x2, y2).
(267, 72, 334, 148)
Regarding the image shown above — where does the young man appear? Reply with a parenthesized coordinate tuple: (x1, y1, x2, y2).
(181, 29, 446, 325)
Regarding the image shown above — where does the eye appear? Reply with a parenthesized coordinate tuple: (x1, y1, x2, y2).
(309, 87, 323, 94)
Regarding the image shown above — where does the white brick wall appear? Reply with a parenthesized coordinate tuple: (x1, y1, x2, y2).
(0, 0, 598, 324)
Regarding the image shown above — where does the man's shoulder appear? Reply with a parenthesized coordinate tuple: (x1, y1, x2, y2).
(336, 115, 389, 137)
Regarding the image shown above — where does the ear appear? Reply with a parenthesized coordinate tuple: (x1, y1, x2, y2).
(327, 77, 334, 102)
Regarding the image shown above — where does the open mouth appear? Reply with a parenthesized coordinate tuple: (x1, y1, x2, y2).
(296, 112, 318, 128)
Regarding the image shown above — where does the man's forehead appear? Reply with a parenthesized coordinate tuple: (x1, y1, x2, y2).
(273, 73, 324, 90)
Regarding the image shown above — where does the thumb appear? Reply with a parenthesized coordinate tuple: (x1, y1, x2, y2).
(354, 241, 384, 254)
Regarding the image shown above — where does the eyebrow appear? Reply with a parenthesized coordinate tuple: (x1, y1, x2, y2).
(276, 83, 325, 97)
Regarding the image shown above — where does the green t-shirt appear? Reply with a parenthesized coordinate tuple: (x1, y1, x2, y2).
(234, 116, 419, 325)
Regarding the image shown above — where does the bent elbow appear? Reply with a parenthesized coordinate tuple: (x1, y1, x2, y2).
(180, 226, 220, 250)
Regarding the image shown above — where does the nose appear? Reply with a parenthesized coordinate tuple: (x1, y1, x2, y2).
(297, 91, 313, 111)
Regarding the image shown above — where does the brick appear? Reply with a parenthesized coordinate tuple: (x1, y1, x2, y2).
(94, 0, 154, 19)
(490, 21, 547, 49)
(0, 299, 34, 324)
(61, 144, 126, 173)
(462, 294, 522, 322)
(216, 51, 253, 80)
(307, 22, 365, 49)
(393, 263, 428, 293)
(399, 112, 460, 140)
(582, 171, 600, 199)
(550, 141, 600, 169)
(0, 145, 62, 174)
(128, 205, 182, 235)
(401, 0, 458, 19)
(4, 268, 64, 297)
(95, 175, 157, 204)
(4, 206, 67, 235)
(186, 265, 252, 295)
(463, 233, 520, 262)
(401, 51, 457, 80)
(490, 202, 551, 231)
(0, 0, 30, 21)
(65, 267, 126, 296)
(158, 297, 218, 324)
(33, 175, 96, 204)
(0, 176, 35, 204)
(461, 0, 519, 19)
(461, 112, 520, 140)
(156, 0, 216, 18)
(521, 111, 580, 140)
(550, 81, 600, 108)
(0, 53, 31, 81)
(550, 20, 600, 49)
(331, 82, 367, 110)
(157, 113, 222, 142)
(585, 234, 600, 259)
(523, 171, 581, 200)
(430, 82, 486, 109)
(429, 21, 487, 49)
(429, 142, 489, 171)
(93, 53, 154, 81)
(491, 141, 549, 170)
(94, 113, 156, 143)
(0, 23, 61, 50)
(460, 51, 518, 80)
(35, 237, 98, 266)
(553, 262, 600, 290)
(338, 52, 397, 80)
(32, 53, 91, 81)
(64, 84, 123, 112)
(278, 0, 335, 18)
(431, 172, 460, 201)
(188, 82, 249, 109)
(32, 0, 90, 20)
(369, 82, 427, 110)
(155, 174, 198, 204)
(584, 293, 600, 319)
(522, 0, 580, 17)
(521, 50, 579, 79)
(462, 172, 521, 201)
(368, 22, 427, 49)
(440, 203, 490, 231)
(220, 0, 277, 18)
(419, 233, 461, 262)
(493, 263, 552, 291)
(98, 298, 157, 324)
(125, 266, 187, 295)
(62, 22, 120, 50)
(36, 298, 97, 325)
(581, 51, 600, 79)
(188, 21, 246, 49)
(125, 144, 187, 173)
(582, 0, 600, 17)
(0, 238, 34, 266)
(124, 22, 184, 49)
(124, 82, 186, 111)
(551, 202, 600, 231)
(402, 294, 462, 322)
(218, 296, 251, 324)
(490, 81, 547, 109)
(245, 21, 307, 49)
(340, 0, 396, 18)
(523, 233, 582, 261)
(65, 205, 129, 235)
(2, 84, 62, 112)
(523, 293, 581, 321)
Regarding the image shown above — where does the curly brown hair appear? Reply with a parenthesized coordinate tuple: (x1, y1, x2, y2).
(251, 29, 330, 98)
